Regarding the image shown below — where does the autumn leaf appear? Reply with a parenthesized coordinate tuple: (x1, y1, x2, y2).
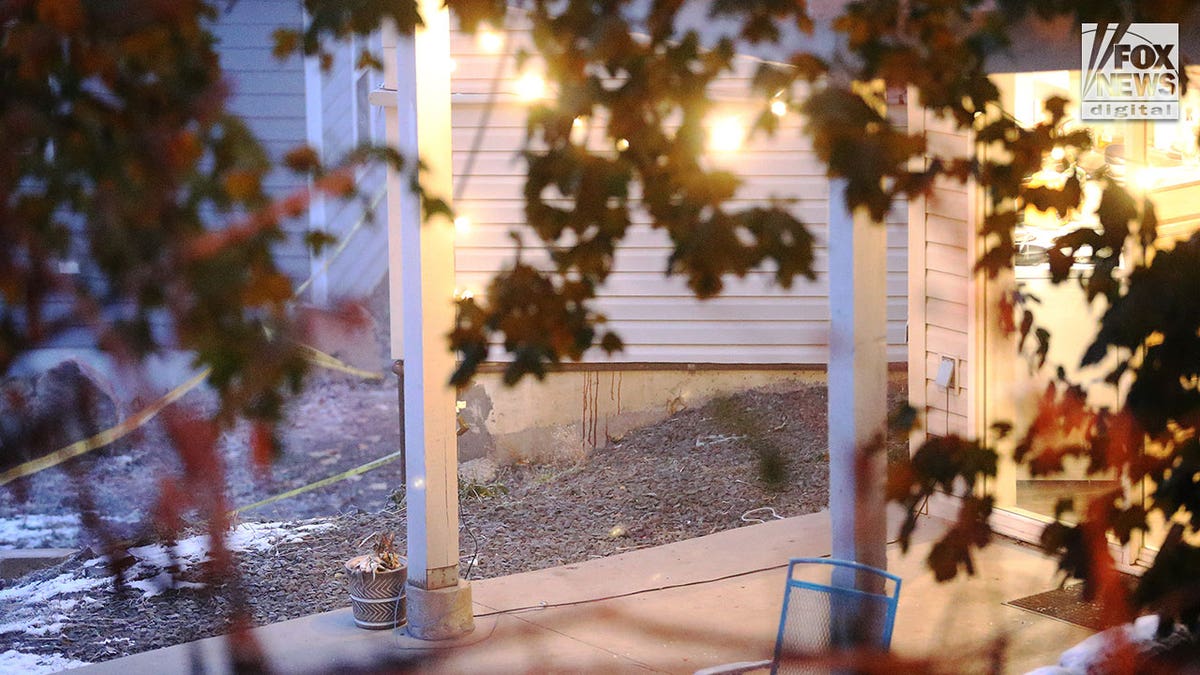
(251, 422, 277, 473)
(243, 269, 293, 306)
(319, 171, 356, 199)
(283, 145, 322, 174)
(223, 170, 263, 202)
(271, 28, 300, 61)
(36, 0, 85, 34)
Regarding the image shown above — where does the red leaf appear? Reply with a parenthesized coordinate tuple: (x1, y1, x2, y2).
(251, 422, 275, 475)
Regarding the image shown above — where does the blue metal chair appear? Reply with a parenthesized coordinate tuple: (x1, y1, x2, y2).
(696, 557, 902, 675)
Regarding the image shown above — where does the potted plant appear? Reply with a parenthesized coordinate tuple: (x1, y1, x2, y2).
(345, 532, 407, 630)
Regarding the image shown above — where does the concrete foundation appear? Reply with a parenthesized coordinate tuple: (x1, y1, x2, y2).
(458, 367, 828, 464)
(406, 580, 475, 641)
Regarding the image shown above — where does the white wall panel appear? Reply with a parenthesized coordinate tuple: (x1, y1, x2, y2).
(443, 13, 908, 365)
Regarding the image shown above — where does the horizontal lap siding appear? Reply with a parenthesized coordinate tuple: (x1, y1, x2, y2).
(913, 105, 972, 437)
(326, 164, 389, 299)
(210, 1, 311, 282)
(321, 32, 389, 301)
(450, 19, 907, 365)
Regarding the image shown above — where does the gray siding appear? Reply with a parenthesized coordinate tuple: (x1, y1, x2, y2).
(320, 33, 390, 301)
(210, 0, 310, 284)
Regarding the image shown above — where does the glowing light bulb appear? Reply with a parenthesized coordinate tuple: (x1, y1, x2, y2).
(454, 215, 471, 234)
(708, 116, 744, 152)
(615, 138, 630, 152)
(447, 58, 458, 73)
(478, 28, 503, 54)
(570, 116, 588, 144)
(770, 99, 788, 117)
(1050, 146, 1065, 161)
(515, 72, 546, 101)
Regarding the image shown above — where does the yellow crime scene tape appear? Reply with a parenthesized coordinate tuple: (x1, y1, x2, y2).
(2, 196, 393, 504)
(0, 346, 386, 487)
(0, 368, 212, 487)
(230, 449, 404, 515)
(294, 343, 384, 382)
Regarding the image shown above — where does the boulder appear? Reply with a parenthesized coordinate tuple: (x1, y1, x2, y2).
(0, 359, 122, 472)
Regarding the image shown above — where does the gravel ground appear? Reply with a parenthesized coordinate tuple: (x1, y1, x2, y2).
(0, 375, 907, 669)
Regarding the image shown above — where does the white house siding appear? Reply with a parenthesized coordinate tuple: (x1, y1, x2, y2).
(29, 2, 312, 349)
(209, 1, 311, 285)
(907, 101, 973, 441)
(316, 32, 389, 301)
(449, 21, 908, 365)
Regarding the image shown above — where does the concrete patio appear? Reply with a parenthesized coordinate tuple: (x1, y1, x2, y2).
(75, 507, 1091, 674)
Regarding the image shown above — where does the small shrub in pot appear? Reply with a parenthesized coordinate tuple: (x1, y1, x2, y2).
(345, 532, 407, 630)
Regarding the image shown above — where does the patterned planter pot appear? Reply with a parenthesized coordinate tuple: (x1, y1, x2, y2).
(345, 555, 407, 630)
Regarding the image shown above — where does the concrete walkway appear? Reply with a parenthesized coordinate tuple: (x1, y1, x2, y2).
(76, 508, 1090, 674)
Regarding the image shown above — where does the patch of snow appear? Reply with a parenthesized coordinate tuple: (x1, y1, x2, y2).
(0, 648, 89, 673)
(0, 512, 141, 549)
(230, 519, 337, 550)
(123, 519, 336, 574)
(23, 621, 65, 636)
(0, 613, 69, 636)
(127, 571, 206, 600)
(0, 573, 108, 604)
(0, 517, 335, 667)
(0, 514, 81, 549)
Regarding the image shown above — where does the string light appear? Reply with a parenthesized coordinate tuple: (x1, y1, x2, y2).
(478, 28, 503, 54)
(515, 72, 546, 101)
(1050, 146, 1065, 161)
(708, 116, 744, 152)
(770, 99, 788, 117)
(454, 215, 471, 234)
(615, 138, 630, 152)
(570, 116, 589, 144)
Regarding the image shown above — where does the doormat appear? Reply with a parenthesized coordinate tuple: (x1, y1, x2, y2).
(1006, 578, 1137, 631)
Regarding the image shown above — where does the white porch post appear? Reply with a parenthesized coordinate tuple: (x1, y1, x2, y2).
(385, 2, 474, 640)
(827, 176, 889, 572)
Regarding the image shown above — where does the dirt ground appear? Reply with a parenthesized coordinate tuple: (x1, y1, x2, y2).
(0, 369, 908, 667)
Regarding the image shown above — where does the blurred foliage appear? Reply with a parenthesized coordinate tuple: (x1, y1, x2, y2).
(8, 0, 1200, 649)
(0, 0, 411, 430)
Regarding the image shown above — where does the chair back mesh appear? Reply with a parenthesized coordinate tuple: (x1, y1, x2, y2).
(770, 558, 901, 675)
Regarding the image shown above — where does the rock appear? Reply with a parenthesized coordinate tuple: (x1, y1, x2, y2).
(0, 359, 122, 471)
(458, 457, 498, 485)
